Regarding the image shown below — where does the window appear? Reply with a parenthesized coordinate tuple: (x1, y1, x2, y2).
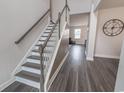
(74, 29, 81, 39)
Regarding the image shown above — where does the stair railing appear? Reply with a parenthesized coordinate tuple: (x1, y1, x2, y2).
(39, 1, 70, 92)
(15, 9, 50, 44)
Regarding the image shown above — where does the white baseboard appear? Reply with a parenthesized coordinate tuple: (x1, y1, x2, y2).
(95, 54, 120, 59)
(47, 52, 69, 91)
(86, 57, 94, 61)
(0, 77, 15, 92)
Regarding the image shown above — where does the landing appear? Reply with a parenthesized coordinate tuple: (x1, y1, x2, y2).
(49, 45, 119, 92)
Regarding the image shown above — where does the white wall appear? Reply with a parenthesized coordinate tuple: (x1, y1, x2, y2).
(68, 0, 92, 14)
(52, 0, 65, 22)
(0, 0, 49, 86)
(70, 13, 89, 44)
(115, 39, 124, 92)
(70, 13, 89, 26)
(95, 7, 124, 59)
(86, 4, 98, 61)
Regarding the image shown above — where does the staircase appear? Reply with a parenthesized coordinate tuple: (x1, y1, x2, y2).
(15, 22, 59, 90)
(1, 1, 70, 91)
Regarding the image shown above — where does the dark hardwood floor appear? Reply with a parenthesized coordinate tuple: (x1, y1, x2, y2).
(2, 45, 119, 92)
(49, 45, 119, 92)
(2, 81, 39, 92)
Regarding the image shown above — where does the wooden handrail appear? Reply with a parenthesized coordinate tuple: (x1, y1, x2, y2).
(15, 9, 50, 44)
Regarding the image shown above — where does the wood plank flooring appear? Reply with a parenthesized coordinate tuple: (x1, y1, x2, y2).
(49, 45, 119, 92)
(2, 81, 39, 92)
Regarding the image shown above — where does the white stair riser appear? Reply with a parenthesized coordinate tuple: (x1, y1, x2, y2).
(45, 31, 57, 33)
(27, 59, 40, 64)
(31, 52, 51, 59)
(37, 41, 56, 45)
(47, 25, 58, 28)
(47, 27, 53, 29)
(15, 77, 40, 89)
(49, 24, 54, 27)
(26, 58, 48, 66)
(31, 52, 51, 56)
(33, 46, 40, 50)
(40, 37, 47, 40)
(39, 37, 57, 41)
(33, 46, 54, 51)
(43, 33, 57, 36)
(44, 32, 57, 35)
(22, 67, 40, 75)
(37, 41, 44, 45)
(31, 52, 40, 56)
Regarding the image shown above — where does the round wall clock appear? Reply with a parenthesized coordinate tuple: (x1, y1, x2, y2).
(103, 19, 124, 36)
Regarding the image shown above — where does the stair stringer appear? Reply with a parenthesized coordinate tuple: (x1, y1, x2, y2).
(44, 22, 67, 92)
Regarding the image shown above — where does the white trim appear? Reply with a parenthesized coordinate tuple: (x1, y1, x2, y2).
(47, 52, 69, 91)
(95, 54, 120, 59)
(44, 22, 67, 92)
(12, 18, 50, 76)
(0, 77, 15, 91)
(86, 57, 94, 61)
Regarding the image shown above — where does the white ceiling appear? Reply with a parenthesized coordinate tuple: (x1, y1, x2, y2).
(98, 0, 124, 9)
(68, 0, 92, 14)
(68, 0, 101, 15)
(68, 0, 124, 14)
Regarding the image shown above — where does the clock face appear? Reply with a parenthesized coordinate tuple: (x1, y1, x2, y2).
(103, 19, 124, 36)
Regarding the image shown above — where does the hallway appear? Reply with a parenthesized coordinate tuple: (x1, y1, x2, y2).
(49, 45, 119, 92)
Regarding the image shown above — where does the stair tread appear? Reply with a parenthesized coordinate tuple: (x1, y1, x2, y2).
(27, 55, 40, 60)
(44, 31, 51, 33)
(44, 31, 57, 33)
(31, 52, 52, 56)
(38, 39, 45, 42)
(38, 39, 56, 42)
(48, 25, 54, 27)
(32, 49, 40, 53)
(16, 71, 40, 82)
(35, 44, 55, 47)
(47, 23, 55, 26)
(32, 49, 52, 53)
(41, 35, 56, 37)
(22, 62, 41, 70)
